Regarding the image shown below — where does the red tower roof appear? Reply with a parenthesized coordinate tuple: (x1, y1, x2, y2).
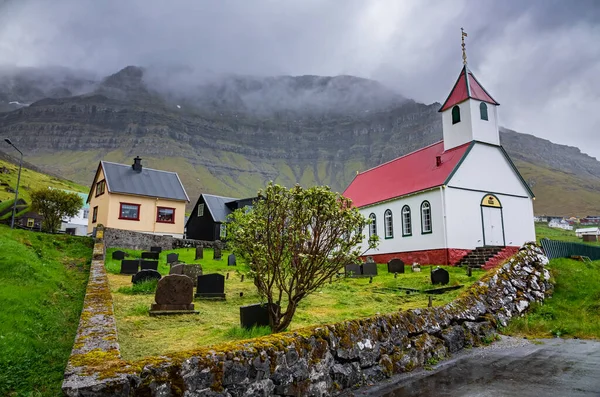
(343, 141, 471, 208)
(439, 65, 499, 112)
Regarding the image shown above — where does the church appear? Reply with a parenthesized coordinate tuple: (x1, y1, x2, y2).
(343, 39, 536, 266)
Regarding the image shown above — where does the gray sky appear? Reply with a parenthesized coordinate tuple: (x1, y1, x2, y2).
(1, 0, 599, 159)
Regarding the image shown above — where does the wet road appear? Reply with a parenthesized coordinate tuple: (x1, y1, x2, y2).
(355, 338, 600, 397)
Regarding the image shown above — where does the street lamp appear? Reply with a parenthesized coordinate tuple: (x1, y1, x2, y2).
(4, 138, 23, 229)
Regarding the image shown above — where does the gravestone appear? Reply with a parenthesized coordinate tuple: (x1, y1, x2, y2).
(195, 273, 226, 299)
(412, 263, 421, 273)
(120, 259, 139, 275)
(387, 258, 405, 274)
(344, 263, 362, 277)
(366, 256, 375, 264)
(149, 275, 197, 315)
(166, 253, 179, 264)
(150, 246, 162, 253)
(431, 267, 450, 285)
(195, 246, 204, 260)
(213, 246, 222, 260)
(141, 260, 159, 271)
(466, 267, 472, 277)
(112, 250, 126, 260)
(240, 303, 280, 329)
(169, 264, 185, 275)
(361, 262, 378, 276)
(228, 254, 236, 266)
(142, 251, 159, 260)
(132, 269, 162, 284)
(182, 265, 203, 287)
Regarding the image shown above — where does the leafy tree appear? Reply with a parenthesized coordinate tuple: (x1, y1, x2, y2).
(30, 188, 83, 233)
(227, 182, 378, 332)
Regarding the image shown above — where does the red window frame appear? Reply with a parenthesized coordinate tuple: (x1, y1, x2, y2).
(156, 206, 176, 224)
(95, 179, 106, 197)
(92, 206, 98, 223)
(119, 202, 140, 221)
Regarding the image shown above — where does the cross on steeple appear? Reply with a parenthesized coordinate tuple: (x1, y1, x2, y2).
(461, 28, 468, 65)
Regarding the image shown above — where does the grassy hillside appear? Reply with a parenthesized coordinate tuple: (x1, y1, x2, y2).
(0, 225, 93, 396)
(535, 223, 600, 246)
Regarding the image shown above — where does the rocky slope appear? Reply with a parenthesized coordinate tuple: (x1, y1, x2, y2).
(0, 66, 598, 216)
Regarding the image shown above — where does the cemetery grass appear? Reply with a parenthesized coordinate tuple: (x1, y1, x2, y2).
(535, 223, 600, 246)
(503, 258, 600, 340)
(105, 248, 486, 360)
(0, 225, 93, 397)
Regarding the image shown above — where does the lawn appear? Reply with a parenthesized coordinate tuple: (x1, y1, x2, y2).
(0, 225, 93, 397)
(105, 247, 486, 360)
(535, 223, 600, 246)
(503, 257, 600, 339)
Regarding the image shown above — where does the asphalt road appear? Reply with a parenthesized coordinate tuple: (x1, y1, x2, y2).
(349, 338, 600, 397)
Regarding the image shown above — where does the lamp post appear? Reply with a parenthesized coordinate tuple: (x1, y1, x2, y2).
(4, 138, 23, 229)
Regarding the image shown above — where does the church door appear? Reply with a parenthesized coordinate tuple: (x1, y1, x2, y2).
(481, 194, 505, 247)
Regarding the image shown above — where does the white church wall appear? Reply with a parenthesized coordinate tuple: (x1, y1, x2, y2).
(469, 100, 500, 145)
(359, 189, 445, 256)
(442, 101, 473, 150)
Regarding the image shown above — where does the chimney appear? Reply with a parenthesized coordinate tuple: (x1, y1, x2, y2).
(436, 156, 442, 167)
(132, 156, 143, 172)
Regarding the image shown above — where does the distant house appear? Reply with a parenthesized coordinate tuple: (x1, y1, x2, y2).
(575, 227, 600, 238)
(86, 156, 190, 238)
(548, 219, 573, 231)
(16, 211, 43, 231)
(580, 216, 600, 225)
(185, 194, 256, 241)
(59, 190, 90, 236)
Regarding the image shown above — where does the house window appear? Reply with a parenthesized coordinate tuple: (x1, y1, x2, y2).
(402, 205, 412, 236)
(451, 105, 461, 124)
(197, 203, 204, 217)
(83, 208, 89, 219)
(480, 102, 488, 121)
(119, 203, 140, 220)
(157, 207, 175, 223)
(27, 218, 34, 228)
(369, 213, 377, 237)
(92, 206, 98, 223)
(384, 209, 393, 239)
(421, 201, 432, 234)
(220, 223, 227, 239)
(95, 180, 106, 197)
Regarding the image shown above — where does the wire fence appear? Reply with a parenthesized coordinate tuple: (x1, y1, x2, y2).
(540, 238, 600, 261)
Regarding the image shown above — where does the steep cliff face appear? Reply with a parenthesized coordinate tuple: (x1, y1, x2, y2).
(0, 66, 598, 215)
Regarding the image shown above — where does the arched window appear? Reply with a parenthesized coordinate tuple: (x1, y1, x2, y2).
(369, 213, 377, 237)
(421, 201, 432, 234)
(384, 209, 393, 239)
(402, 205, 412, 236)
(451, 105, 461, 124)
(480, 102, 488, 121)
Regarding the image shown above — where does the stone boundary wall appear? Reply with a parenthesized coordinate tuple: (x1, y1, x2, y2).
(63, 242, 552, 396)
(102, 227, 221, 251)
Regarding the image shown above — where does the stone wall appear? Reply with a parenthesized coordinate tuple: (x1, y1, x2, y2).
(102, 227, 221, 251)
(63, 242, 552, 396)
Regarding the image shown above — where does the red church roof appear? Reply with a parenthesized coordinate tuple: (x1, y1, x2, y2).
(343, 141, 470, 208)
(439, 65, 499, 112)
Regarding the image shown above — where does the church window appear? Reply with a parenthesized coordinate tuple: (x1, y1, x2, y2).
(402, 206, 412, 236)
(480, 102, 488, 121)
(369, 213, 377, 237)
(451, 105, 461, 124)
(384, 209, 393, 239)
(421, 201, 432, 234)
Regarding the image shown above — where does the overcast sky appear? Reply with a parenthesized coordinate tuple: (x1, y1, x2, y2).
(1, 0, 599, 159)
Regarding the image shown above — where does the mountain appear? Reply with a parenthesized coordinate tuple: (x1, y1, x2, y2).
(0, 65, 598, 216)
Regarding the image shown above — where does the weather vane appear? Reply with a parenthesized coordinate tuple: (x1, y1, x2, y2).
(461, 28, 468, 65)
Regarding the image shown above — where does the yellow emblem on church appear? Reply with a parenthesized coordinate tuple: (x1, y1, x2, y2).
(481, 194, 501, 208)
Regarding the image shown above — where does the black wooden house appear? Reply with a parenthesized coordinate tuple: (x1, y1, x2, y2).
(185, 194, 256, 241)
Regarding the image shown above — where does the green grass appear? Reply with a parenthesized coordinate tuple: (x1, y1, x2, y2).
(105, 247, 486, 360)
(535, 223, 600, 246)
(503, 258, 600, 339)
(0, 225, 93, 396)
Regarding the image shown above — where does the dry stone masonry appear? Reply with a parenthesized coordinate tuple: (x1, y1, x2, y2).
(63, 238, 551, 396)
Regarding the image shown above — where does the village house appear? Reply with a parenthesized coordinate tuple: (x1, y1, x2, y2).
(344, 54, 536, 265)
(575, 227, 600, 238)
(58, 190, 89, 236)
(86, 156, 189, 238)
(548, 218, 573, 231)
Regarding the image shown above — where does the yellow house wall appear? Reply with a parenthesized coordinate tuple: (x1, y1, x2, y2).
(87, 167, 111, 231)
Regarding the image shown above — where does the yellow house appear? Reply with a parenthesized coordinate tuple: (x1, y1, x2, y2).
(86, 156, 189, 238)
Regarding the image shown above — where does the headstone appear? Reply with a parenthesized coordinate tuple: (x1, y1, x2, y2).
(142, 251, 159, 260)
(149, 275, 197, 315)
(195, 273, 226, 299)
(240, 303, 280, 329)
(112, 250, 126, 260)
(150, 246, 162, 253)
(466, 267, 472, 277)
(195, 246, 204, 260)
(345, 263, 362, 277)
(366, 256, 375, 264)
(169, 264, 185, 275)
(228, 253, 236, 266)
(166, 253, 179, 264)
(362, 262, 378, 276)
(182, 265, 203, 287)
(431, 267, 450, 285)
(412, 263, 421, 273)
(387, 258, 405, 274)
(120, 259, 139, 274)
(213, 246, 222, 260)
(141, 260, 159, 271)
(132, 269, 162, 284)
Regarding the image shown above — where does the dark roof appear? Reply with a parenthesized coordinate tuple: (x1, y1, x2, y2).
(203, 194, 239, 223)
(99, 161, 189, 202)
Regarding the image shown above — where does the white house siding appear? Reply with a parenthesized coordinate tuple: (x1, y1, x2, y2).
(468, 99, 500, 146)
(442, 100, 474, 150)
(359, 189, 446, 255)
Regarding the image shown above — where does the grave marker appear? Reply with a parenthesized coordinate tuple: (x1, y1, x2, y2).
(132, 269, 162, 284)
(195, 246, 204, 260)
(150, 246, 162, 253)
(362, 262, 378, 276)
(412, 263, 421, 273)
(240, 303, 279, 329)
(149, 275, 198, 315)
(112, 250, 126, 260)
(120, 259, 139, 275)
(141, 260, 159, 271)
(228, 253, 236, 266)
(169, 264, 185, 275)
(431, 267, 450, 285)
(195, 273, 226, 299)
(166, 253, 179, 264)
(182, 265, 203, 287)
(142, 251, 159, 260)
(213, 246, 222, 260)
(387, 258, 405, 274)
(344, 263, 362, 277)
